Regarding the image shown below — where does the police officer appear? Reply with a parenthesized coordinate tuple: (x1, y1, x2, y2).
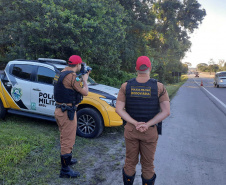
(116, 56, 170, 185)
(54, 55, 89, 178)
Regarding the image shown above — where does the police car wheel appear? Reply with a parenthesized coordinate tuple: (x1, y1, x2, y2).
(0, 99, 7, 119)
(77, 108, 104, 138)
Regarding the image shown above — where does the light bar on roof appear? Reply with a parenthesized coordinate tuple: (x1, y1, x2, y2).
(38, 58, 67, 64)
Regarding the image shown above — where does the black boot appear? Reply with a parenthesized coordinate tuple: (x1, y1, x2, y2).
(70, 158, 77, 165)
(60, 153, 80, 178)
(122, 169, 135, 185)
(141, 173, 156, 185)
(69, 153, 77, 165)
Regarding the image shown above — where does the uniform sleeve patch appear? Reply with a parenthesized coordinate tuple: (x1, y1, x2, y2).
(131, 86, 151, 98)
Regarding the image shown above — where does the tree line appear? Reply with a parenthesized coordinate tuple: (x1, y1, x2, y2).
(197, 59, 226, 74)
(0, 0, 206, 85)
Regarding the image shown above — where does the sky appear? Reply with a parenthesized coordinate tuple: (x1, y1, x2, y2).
(181, 0, 226, 68)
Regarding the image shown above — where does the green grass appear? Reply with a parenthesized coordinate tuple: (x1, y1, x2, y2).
(166, 75, 188, 99)
(0, 115, 113, 184)
(0, 116, 59, 184)
(0, 75, 188, 184)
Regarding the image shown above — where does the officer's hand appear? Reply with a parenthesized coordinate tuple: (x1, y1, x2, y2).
(82, 73, 89, 81)
(136, 124, 148, 132)
(135, 122, 145, 128)
(138, 127, 146, 132)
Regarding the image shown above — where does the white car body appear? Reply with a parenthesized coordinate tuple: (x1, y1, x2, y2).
(214, 71, 226, 88)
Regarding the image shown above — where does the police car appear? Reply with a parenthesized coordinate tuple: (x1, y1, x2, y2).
(0, 58, 122, 138)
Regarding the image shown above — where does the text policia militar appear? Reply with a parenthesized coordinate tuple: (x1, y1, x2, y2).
(39, 92, 55, 107)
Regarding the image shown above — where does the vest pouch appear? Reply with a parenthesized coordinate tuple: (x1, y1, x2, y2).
(75, 92, 83, 105)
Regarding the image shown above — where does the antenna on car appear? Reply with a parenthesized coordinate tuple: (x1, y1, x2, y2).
(38, 58, 67, 65)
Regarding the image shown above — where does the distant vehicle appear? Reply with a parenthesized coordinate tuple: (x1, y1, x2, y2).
(195, 72, 199, 77)
(214, 71, 226, 88)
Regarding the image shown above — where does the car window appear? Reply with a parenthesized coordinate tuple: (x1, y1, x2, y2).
(12, 64, 33, 80)
(218, 72, 226, 77)
(37, 66, 55, 85)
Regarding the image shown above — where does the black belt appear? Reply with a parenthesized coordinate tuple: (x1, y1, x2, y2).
(55, 103, 77, 120)
(55, 103, 75, 108)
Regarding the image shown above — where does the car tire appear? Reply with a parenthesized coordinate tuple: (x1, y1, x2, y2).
(76, 108, 104, 138)
(0, 99, 7, 119)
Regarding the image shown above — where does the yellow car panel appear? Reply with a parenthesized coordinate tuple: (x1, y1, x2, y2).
(0, 81, 20, 109)
(81, 92, 122, 127)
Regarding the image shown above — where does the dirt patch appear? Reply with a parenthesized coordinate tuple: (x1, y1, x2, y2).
(50, 126, 126, 185)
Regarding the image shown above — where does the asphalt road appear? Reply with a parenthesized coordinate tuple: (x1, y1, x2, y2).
(151, 75, 226, 185)
(193, 74, 226, 105)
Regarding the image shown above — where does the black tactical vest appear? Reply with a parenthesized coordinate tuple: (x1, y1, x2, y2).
(54, 71, 83, 105)
(125, 78, 159, 122)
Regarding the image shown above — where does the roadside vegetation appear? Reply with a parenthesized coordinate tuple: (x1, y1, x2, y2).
(166, 75, 188, 99)
(196, 59, 226, 74)
(0, 0, 206, 85)
(0, 75, 188, 185)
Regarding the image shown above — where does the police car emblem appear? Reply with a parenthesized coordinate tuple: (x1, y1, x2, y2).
(11, 87, 22, 102)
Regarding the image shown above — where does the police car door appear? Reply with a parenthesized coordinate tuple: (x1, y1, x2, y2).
(5, 64, 33, 111)
(31, 65, 56, 116)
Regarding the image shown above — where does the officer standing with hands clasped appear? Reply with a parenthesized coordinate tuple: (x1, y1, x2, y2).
(54, 55, 89, 178)
(116, 56, 170, 185)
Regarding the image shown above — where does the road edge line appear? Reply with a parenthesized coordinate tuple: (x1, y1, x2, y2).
(193, 78, 226, 116)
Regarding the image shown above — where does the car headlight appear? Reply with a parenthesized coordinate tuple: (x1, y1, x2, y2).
(220, 79, 223, 83)
(100, 98, 116, 107)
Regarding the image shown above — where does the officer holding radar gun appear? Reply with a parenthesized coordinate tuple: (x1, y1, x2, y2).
(53, 55, 91, 178)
